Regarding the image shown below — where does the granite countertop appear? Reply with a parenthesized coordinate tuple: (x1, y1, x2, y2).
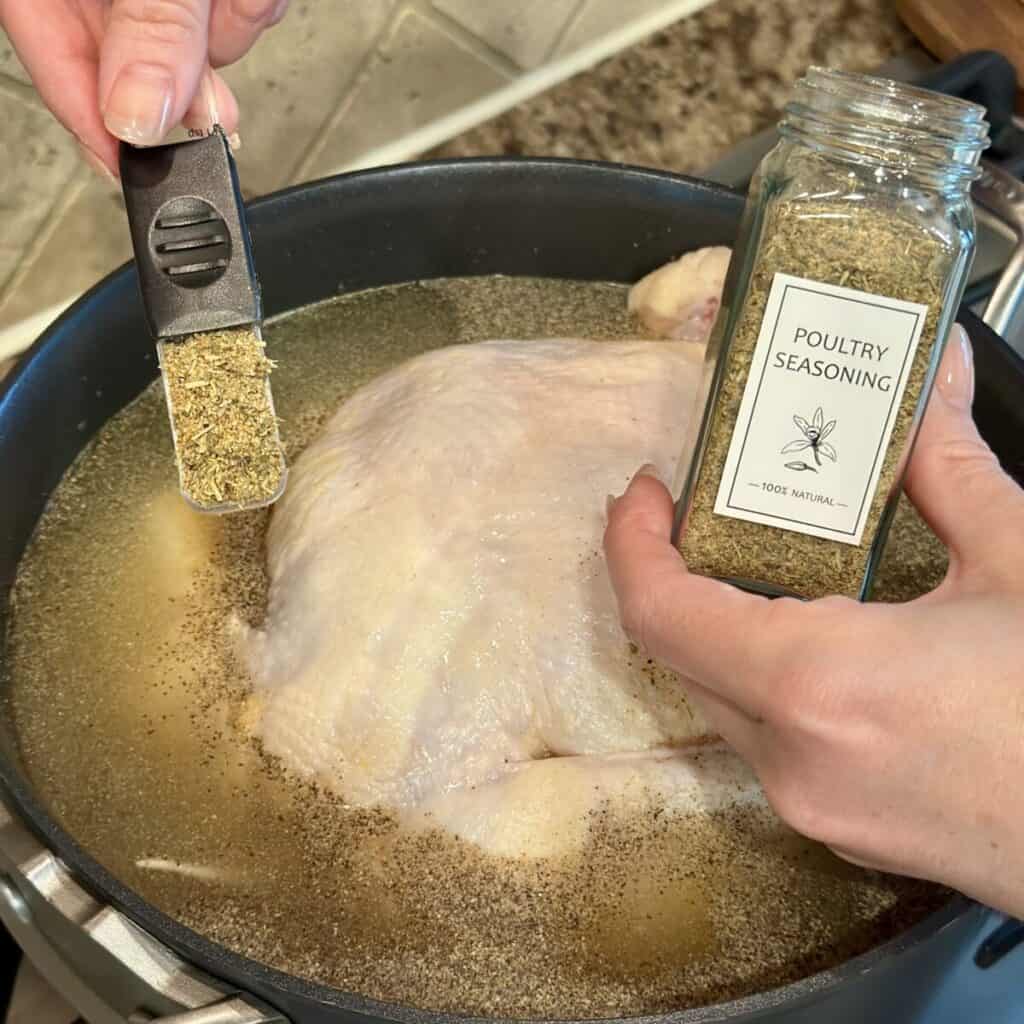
(429, 0, 914, 172)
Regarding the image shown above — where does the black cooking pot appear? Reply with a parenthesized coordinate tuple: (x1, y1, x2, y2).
(1, 159, 1022, 1024)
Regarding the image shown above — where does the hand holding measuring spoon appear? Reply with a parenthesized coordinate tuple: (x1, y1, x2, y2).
(0, 0, 289, 177)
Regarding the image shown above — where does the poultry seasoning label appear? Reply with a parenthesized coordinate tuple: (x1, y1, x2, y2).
(713, 273, 929, 546)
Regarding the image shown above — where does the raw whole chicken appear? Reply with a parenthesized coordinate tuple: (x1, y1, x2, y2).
(628, 246, 732, 341)
(240, 248, 751, 858)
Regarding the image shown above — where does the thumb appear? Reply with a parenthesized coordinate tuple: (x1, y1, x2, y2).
(99, 0, 212, 147)
(903, 324, 1024, 571)
(208, 0, 288, 66)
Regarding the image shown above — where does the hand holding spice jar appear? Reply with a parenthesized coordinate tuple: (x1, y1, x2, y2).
(674, 68, 990, 600)
(605, 327, 1024, 921)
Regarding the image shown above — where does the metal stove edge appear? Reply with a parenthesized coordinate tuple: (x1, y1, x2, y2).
(0, 801, 287, 1024)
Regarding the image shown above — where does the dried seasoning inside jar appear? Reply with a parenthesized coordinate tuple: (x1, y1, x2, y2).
(678, 200, 953, 599)
(159, 326, 286, 510)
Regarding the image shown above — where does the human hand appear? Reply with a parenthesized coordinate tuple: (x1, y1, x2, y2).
(0, 0, 288, 177)
(605, 324, 1024, 918)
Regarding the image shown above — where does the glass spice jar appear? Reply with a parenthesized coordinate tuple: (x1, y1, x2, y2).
(673, 68, 990, 600)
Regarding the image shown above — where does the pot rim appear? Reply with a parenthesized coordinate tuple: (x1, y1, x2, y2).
(0, 155, 981, 1024)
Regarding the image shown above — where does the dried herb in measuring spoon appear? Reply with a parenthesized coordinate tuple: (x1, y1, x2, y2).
(674, 68, 989, 599)
(159, 327, 285, 509)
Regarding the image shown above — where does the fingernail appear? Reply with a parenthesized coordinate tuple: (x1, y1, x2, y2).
(606, 493, 617, 518)
(76, 142, 118, 185)
(270, 0, 289, 24)
(198, 65, 221, 129)
(631, 462, 661, 485)
(103, 64, 173, 146)
(936, 324, 974, 411)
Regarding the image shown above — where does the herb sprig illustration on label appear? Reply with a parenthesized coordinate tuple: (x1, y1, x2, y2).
(781, 406, 837, 473)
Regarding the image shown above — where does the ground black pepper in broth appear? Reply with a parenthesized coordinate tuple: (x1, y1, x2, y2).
(679, 201, 952, 599)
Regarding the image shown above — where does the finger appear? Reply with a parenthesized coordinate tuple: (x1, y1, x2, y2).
(604, 466, 795, 714)
(208, 0, 288, 66)
(182, 66, 240, 136)
(0, 1, 120, 173)
(99, 0, 213, 147)
(903, 324, 1024, 571)
(678, 675, 762, 762)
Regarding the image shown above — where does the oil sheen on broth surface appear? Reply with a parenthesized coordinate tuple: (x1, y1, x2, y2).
(3, 277, 947, 1018)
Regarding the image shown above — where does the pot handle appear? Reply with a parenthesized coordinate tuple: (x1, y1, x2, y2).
(973, 157, 1024, 354)
(974, 915, 1024, 969)
(912, 51, 1020, 157)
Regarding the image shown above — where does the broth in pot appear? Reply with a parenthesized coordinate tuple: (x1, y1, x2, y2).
(3, 276, 947, 1018)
